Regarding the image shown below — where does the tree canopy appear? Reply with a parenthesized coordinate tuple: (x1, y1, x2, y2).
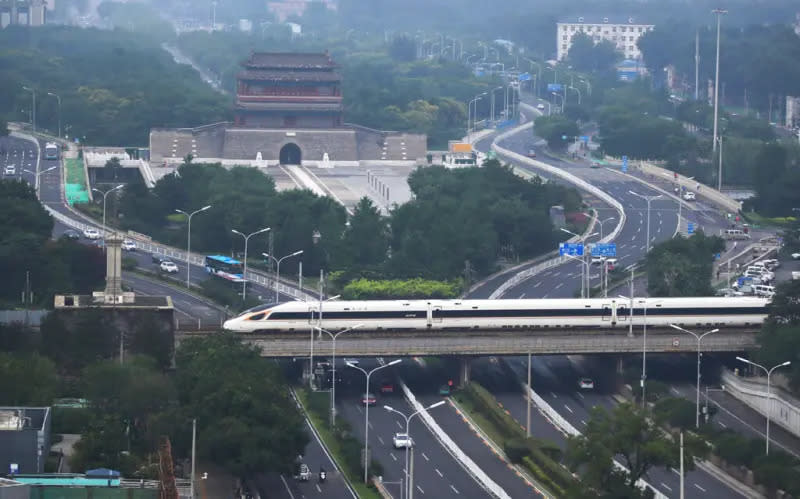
(534, 115, 580, 150)
(758, 279, 800, 392)
(645, 233, 725, 297)
(567, 33, 620, 73)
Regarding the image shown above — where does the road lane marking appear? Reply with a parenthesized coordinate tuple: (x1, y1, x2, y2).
(316, 484, 322, 493)
(533, 281, 542, 288)
(660, 483, 672, 492)
(422, 452, 429, 461)
(564, 404, 573, 414)
(435, 468, 443, 477)
(555, 283, 563, 289)
(581, 420, 587, 426)
(368, 422, 374, 430)
(718, 422, 727, 428)
(542, 293, 549, 298)
(672, 468, 680, 476)
(551, 392, 558, 399)
(450, 485, 460, 494)
(390, 453, 397, 461)
(553, 271, 561, 277)
(694, 484, 706, 492)
(378, 436, 385, 445)
(417, 485, 424, 494)
(396, 420, 403, 429)
(279, 475, 296, 499)
(670, 387, 680, 395)
(519, 293, 526, 299)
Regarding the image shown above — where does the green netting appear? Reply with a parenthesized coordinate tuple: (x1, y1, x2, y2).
(64, 159, 89, 205)
(31, 487, 158, 499)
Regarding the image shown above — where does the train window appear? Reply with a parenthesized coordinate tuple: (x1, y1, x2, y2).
(617, 307, 628, 320)
(247, 313, 266, 321)
(472, 306, 479, 309)
(601, 306, 611, 321)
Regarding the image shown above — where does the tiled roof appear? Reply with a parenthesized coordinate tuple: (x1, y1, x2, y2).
(243, 52, 337, 69)
(237, 70, 341, 82)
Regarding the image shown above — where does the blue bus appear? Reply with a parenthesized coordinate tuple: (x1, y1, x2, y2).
(44, 142, 59, 160)
(204, 255, 245, 283)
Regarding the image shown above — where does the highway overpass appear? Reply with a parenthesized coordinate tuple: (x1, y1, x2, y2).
(177, 327, 759, 357)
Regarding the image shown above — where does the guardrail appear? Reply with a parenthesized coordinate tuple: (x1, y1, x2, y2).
(485, 123, 627, 299)
(523, 384, 667, 499)
(721, 369, 800, 438)
(400, 381, 511, 498)
(43, 206, 317, 303)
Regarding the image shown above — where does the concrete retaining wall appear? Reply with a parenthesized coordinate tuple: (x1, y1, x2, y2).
(722, 368, 800, 438)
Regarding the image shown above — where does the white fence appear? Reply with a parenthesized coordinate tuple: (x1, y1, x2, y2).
(722, 369, 800, 438)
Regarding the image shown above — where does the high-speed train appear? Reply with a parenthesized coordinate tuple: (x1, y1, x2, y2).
(222, 297, 769, 333)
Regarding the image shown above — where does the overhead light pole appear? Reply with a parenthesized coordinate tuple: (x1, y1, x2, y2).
(561, 227, 598, 298)
(384, 401, 446, 499)
(175, 205, 212, 288)
(262, 250, 303, 303)
(629, 191, 662, 253)
(735, 357, 791, 455)
(316, 324, 363, 427)
(231, 227, 270, 302)
(670, 325, 720, 428)
(712, 9, 727, 153)
(47, 92, 61, 138)
(468, 92, 487, 141)
(23, 165, 57, 198)
(490, 86, 503, 124)
(92, 184, 124, 250)
(22, 86, 36, 131)
(347, 359, 402, 483)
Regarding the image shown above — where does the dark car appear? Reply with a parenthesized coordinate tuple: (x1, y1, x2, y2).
(63, 229, 80, 240)
(152, 254, 167, 264)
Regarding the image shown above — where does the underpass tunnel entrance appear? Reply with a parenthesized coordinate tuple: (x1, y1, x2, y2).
(279, 143, 302, 165)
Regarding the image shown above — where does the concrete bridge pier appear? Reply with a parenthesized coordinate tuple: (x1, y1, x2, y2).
(616, 356, 625, 375)
(459, 357, 472, 387)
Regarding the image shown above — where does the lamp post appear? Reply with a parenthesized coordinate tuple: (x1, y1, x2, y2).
(231, 227, 270, 302)
(175, 205, 212, 288)
(711, 9, 727, 153)
(629, 191, 662, 253)
(564, 253, 590, 299)
(567, 85, 582, 105)
(92, 184, 124, 249)
(23, 165, 57, 198)
(670, 325, 720, 428)
(468, 92, 487, 141)
(561, 227, 598, 298)
(316, 324, 364, 427)
(596, 216, 615, 240)
(619, 296, 661, 406)
(579, 78, 592, 96)
(551, 92, 564, 113)
(47, 92, 61, 138)
(347, 359, 402, 483)
(490, 86, 503, 124)
(385, 401, 446, 499)
(22, 86, 36, 131)
(262, 250, 303, 303)
(716, 136, 724, 191)
(735, 357, 791, 455)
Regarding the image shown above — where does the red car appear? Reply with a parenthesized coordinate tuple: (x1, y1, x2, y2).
(381, 381, 394, 394)
(361, 393, 377, 406)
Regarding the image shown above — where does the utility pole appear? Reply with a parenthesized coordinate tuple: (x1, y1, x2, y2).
(679, 431, 685, 499)
(694, 30, 700, 101)
(712, 9, 727, 153)
(190, 419, 197, 499)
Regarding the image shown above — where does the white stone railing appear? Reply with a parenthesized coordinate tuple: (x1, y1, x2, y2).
(721, 368, 800, 438)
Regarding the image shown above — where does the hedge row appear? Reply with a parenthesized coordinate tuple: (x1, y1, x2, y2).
(460, 382, 577, 495)
(341, 278, 461, 300)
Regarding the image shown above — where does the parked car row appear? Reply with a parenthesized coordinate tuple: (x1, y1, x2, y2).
(729, 259, 779, 297)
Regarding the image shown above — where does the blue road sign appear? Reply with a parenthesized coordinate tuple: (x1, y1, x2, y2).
(547, 83, 563, 92)
(590, 243, 617, 257)
(562, 135, 568, 140)
(518, 72, 531, 81)
(580, 135, 590, 143)
(559, 242, 584, 257)
(687, 222, 695, 234)
(622, 155, 628, 172)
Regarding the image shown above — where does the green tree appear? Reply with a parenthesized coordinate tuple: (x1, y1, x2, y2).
(0, 352, 58, 405)
(339, 197, 388, 272)
(175, 335, 309, 478)
(389, 35, 417, 62)
(568, 33, 620, 73)
(534, 115, 580, 150)
(567, 403, 707, 496)
(757, 279, 800, 391)
(0, 118, 8, 136)
(645, 233, 725, 297)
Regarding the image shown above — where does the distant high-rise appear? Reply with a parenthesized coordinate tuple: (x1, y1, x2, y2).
(557, 16, 654, 61)
(0, 0, 46, 28)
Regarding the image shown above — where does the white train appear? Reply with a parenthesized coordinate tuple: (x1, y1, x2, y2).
(222, 297, 769, 333)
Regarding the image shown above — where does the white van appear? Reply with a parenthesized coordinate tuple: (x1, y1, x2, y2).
(753, 285, 775, 297)
(724, 229, 750, 240)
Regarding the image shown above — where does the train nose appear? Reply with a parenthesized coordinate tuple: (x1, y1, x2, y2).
(223, 318, 235, 331)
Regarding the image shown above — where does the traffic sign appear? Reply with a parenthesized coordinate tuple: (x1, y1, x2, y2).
(518, 72, 531, 81)
(589, 243, 617, 257)
(687, 222, 695, 234)
(559, 242, 584, 256)
(580, 135, 590, 143)
(547, 83, 563, 92)
(622, 155, 628, 173)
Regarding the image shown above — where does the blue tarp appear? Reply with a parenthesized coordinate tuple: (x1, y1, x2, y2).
(85, 468, 121, 478)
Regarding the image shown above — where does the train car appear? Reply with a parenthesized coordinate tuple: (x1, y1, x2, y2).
(222, 297, 769, 334)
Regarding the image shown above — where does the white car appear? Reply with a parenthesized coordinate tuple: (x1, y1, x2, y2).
(160, 261, 179, 273)
(537, 103, 546, 111)
(121, 239, 136, 251)
(83, 228, 101, 240)
(792, 253, 800, 260)
(578, 378, 595, 390)
(393, 433, 413, 449)
(4, 164, 16, 175)
(683, 191, 696, 201)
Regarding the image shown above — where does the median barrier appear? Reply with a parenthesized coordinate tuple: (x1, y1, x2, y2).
(399, 381, 512, 499)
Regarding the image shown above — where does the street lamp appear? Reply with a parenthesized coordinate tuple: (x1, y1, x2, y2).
(468, 92, 487, 141)
(315, 324, 364, 427)
(578, 78, 592, 96)
(595, 216, 615, 240)
(670, 325, 720, 428)
(23, 165, 57, 197)
(231, 227, 270, 302)
(262, 250, 303, 303)
(92, 184, 124, 249)
(620, 296, 662, 406)
(175, 205, 212, 288)
(22, 86, 36, 131)
(385, 400, 446, 499)
(567, 85, 582, 105)
(47, 92, 61, 138)
(347, 359, 402, 483)
(629, 191, 662, 253)
(711, 9, 727, 153)
(561, 227, 598, 298)
(490, 86, 503, 124)
(735, 357, 791, 455)
(716, 136, 724, 192)
(551, 92, 564, 113)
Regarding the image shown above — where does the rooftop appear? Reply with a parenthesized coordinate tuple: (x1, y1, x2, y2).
(242, 52, 337, 70)
(0, 407, 49, 431)
(558, 16, 653, 25)
(237, 69, 341, 83)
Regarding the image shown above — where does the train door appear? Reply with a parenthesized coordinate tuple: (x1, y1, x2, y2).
(616, 302, 629, 326)
(432, 305, 443, 325)
(602, 303, 613, 323)
(308, 304, 319, 325)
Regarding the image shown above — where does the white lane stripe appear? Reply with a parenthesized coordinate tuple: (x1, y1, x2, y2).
(564, 404, 573, 414)
(378, 436, 384, 445)
(450, 485, 460, 494)
(533, 281, 542, 288)
(555, 283, 564, 289)
(422, 452, 429, 462)
(390, 453, 397, 461)
(435, 468, 443, 477)
(694, 484, 707, 492)
(417, 485, 424, 494)
(660, 482, 672, 492)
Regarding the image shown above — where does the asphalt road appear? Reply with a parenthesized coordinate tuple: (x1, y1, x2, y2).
(464, 94, 758, 498)
(333, 358, 492, 498)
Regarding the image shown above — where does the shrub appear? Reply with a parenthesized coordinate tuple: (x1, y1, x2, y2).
(504, 439, 528, 463)
(121, 257, 138, 271)
(51, 407, 91, 434)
